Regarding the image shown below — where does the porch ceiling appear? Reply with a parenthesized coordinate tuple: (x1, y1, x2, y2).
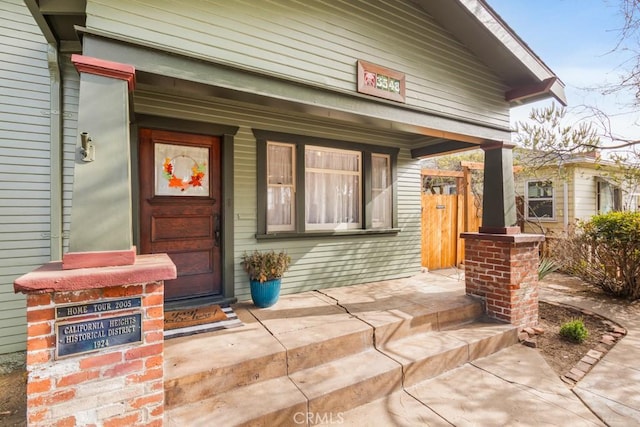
(134, 70, 486, 159)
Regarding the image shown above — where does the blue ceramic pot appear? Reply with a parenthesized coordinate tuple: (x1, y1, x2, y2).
(250, 278, 281, 308)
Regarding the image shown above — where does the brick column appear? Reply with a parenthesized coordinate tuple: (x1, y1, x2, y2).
(14, 254, 175, 427)
(462, 233, 544, 329)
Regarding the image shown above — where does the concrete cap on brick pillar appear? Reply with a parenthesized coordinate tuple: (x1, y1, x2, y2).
(14, 253, 176, 294)
(461, 232, 545, 243)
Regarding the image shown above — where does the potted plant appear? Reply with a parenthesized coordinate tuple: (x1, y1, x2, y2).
(241, 250, 291, 308)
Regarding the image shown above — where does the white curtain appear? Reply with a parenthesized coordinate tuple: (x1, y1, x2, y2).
(305, 147, 360, 229)
(372, 154, 391, 228)
(267, 143, 294, 230)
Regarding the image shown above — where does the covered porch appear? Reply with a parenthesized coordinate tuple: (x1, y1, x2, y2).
(163, 269, 598, 426)
(14, 1, 564, 424)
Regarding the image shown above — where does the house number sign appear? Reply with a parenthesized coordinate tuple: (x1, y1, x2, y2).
(357, 60, 406, 103)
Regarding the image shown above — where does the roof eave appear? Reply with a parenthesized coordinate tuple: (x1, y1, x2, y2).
(418, 0, 567, 107)
(506, 77, 568, 107)
(473, 0, 567, 106)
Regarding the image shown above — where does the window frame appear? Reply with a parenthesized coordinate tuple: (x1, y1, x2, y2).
(525, 179, 555, 221)
(371, 153, 392, 229)
(266, 141, 296, 232)
(254, 129, 399, 239)
(596, 178, 622, 214)
(304, 145, 363, 231)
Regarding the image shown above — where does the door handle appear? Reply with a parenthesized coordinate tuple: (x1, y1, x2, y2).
(214, 213, 221, 247)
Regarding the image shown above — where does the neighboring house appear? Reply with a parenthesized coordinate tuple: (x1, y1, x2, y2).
(516, 153, 640, 235)
(0, 0, 564, 354)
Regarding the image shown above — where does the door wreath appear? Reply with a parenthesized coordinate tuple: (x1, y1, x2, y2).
(162, 155, 207, 191)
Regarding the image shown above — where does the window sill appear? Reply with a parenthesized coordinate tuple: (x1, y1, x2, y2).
(256, 228, 401, 241)
(526, 218, 556, 222)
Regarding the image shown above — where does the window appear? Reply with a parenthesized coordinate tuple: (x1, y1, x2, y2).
(371, 154, 391, 228)
(526, 180, 554, 220)
(254, 130, 398, 236)
(267, 142, 295, 231)
(305, 146, 361, 230)
(597, 179, 622, 213)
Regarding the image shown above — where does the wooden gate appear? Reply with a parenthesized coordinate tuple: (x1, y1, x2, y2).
(421, 194, 462, 269)
(421, 166, 481, 270)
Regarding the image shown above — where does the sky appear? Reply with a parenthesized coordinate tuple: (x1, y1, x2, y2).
(488, 0, 640, 144)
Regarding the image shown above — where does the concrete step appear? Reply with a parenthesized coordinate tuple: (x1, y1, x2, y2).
(164, 288, 516, 425)
(164, 306, 287, 408)
(350, 294, 484, 345)
(289, 349, 403, 416)
(320, 390, 451, 426)
(164, 320, 517, 426)
(246, 292, 375, 373)
(165, 376, 307, 426)
(166, 350, 403, 426)
(378, 320, 518, 387)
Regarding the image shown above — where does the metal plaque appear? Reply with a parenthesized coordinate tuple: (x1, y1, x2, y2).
(56, 312, 142, 358)
(56, 297, 142, 319)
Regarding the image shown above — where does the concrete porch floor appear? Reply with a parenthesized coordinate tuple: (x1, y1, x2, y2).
(164, 269, 604, 426)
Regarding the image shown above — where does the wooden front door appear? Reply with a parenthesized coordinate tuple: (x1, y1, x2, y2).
(139, 129, 222, 301)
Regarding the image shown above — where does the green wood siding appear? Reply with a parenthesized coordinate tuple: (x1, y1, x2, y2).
(61, 56, 79, 252)
(87, 0, 509, 129)
(134, 89, 422, 301)
(0, 0, 50, 354)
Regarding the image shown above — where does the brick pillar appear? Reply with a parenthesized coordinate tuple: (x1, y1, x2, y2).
(14, 254, 175, 427)
(461, 233, 544, 329)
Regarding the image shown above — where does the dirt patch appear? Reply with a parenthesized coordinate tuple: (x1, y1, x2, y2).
(535, 301, 619, 377)
(0, 352, 26, 427)
(0, 371, 27, 426)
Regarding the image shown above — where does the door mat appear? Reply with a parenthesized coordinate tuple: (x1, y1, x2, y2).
(164, 305, 243, 339)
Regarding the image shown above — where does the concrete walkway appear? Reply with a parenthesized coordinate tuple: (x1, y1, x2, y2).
(418, 269, 640, 427)
(330, 342, 605, 426)
(342, 270, 588, 427)
(538, 273, 640, 427)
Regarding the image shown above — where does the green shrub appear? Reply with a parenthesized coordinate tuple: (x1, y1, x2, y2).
(559, 319, 589, 343)
(551, 212, 640, 300)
